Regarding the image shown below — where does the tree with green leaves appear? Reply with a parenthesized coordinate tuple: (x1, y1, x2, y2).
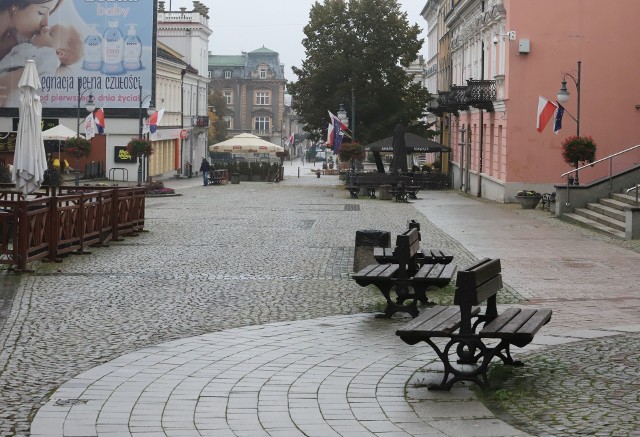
(207, 90, 229, 143)
(288, 0, 433, 144)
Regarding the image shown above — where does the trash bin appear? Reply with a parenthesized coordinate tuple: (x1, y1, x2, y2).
(353, 229, 391, 273)
(230, 173, 240, 184)
(317, 171, 321, 178)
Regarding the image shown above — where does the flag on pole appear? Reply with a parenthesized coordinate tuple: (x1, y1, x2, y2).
(553, 103, 564, 134)
(93, 108, 105, 134)
(149, 108, 165, 134)
(328, 110, 348, 131)
(536, 96, 558, 133)
(289, 134, 294, 146)
(326, 123, 334, 146)
(84, 113, 95, 140)
(332, 117, 344, 153)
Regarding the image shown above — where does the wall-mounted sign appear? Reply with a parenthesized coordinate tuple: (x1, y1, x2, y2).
(114, 146, 135, 163)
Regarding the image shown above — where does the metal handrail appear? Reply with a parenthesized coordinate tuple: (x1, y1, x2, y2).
(561, 144, 640, 206)
(626, 184, 640, 203)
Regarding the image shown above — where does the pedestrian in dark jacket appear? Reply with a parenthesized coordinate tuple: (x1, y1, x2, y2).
(200, 158, 211, 186)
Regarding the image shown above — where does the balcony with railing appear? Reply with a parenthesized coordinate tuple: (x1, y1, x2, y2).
(465, 79, 497, 112)
(193, 116, 210, 128)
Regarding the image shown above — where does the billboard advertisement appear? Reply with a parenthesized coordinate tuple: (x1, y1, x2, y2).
(0, 0, 155, 110)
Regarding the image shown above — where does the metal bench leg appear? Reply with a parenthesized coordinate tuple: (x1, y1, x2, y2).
(423, 337, 493, 390)
(376, 284, 420, 318)
(493, 341, 525, 367)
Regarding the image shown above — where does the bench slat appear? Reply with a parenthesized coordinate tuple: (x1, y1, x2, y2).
(479, 307, 521, 334)
(354, 263, 398, 278)
(517, 308, 552, 335)
(397, 305, 481, 337)
(480, 308, 550, 336)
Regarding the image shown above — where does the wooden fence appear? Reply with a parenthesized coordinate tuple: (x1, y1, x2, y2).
(0, 185, 145, 271)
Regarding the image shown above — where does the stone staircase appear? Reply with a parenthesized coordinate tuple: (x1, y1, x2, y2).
(562, 189, 640, 239)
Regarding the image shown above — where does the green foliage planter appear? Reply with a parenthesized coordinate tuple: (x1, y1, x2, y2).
(516, 190, 542, 209)
(561, 135, 597, 167)
(126, 137, 153, 158)
(64, 136, 92, 159)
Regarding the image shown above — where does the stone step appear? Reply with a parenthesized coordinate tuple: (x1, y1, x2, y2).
(599, 197, 633, 213)
(587, 201, 626, 222)
(611, 192, 640, 207)
(573, 207, 626, 232)
(562, 212, 626, 239)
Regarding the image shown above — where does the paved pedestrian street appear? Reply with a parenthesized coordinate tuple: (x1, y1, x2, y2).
(2, 163, 640, 436)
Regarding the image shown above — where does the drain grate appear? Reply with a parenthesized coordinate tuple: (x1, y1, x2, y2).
(299, 220, 316, 230)
(344, 204, 360, 211)
(55, 399, 87, 407)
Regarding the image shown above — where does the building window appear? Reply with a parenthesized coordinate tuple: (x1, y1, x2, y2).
(224, 116, 232, 129)
(224, 70, 231, 79)
(254, 116, 270, 131)
(259, 67, 267, 78)
(208, 70, 212, 78)
(255, 91, 270, 105)
(223, 90, 233, 105)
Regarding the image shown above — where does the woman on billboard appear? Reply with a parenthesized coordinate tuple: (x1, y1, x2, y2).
(0, 0, 64, 106)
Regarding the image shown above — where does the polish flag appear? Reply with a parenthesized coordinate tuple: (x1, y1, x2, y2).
(149, 108, 165, 134)
(93, 108, 105, 134)
(536, 96, 558, 133)
(326, 122, 334, 146)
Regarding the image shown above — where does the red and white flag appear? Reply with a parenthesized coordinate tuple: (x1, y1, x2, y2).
(328, 110, 348, 131)
(326, 123, 334, 146)
(536, 96, 558, 133)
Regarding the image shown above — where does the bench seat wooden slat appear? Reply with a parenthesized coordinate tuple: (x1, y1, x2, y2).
(354, 263, 398, 279)
(397, 305, 481, 337)
(481, 308, 552, 338)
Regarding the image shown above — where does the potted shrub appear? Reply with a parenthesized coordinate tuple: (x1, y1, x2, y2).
(515, 190, 542, 209)
(338, 142, 365, 163)
(126, 137, 153, 158)
(64, 136, 92, 160)
(561, 135, 597, 175)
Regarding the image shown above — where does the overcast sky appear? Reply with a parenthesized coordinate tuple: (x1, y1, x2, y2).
(165, 0, 428, 81)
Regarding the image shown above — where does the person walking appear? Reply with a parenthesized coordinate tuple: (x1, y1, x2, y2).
(200, 158, 211, 186)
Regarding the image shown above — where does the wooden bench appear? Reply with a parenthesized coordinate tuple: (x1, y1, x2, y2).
(352, 228, 456, 318)
(374, 221, 454, 266)
(396, 258, 552, 390)
(345, 174, 378, 199)
(389, 181, 420, 202)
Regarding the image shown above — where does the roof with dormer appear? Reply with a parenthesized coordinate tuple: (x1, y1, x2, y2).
(209, 47, 285, 80)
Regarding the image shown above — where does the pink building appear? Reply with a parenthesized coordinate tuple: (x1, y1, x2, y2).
(425, 0, 640, 202)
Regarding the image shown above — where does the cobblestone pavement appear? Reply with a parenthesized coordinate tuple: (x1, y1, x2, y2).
(3, 161, 640, 436)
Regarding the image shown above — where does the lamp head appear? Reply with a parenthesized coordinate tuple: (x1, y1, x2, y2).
(147, 102, 156, 116)
(492, 35, 498, 45)
(85, 94, 96, 113)
(557, 80, 570, 103)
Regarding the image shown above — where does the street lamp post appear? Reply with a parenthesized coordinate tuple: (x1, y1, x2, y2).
(76, 77, 95, 187)
(557, 60, 581, 185)
(337, 103, 353, 182)
(138, 85, 155, 186)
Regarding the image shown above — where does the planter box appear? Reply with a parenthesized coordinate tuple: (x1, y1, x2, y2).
(516, 195, 542, 209)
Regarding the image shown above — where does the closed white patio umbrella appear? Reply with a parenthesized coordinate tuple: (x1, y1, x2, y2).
(11, 60, 47, 196)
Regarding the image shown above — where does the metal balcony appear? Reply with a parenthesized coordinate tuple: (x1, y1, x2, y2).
(465, 79, 497, 112)
(193, 116, 210, 128)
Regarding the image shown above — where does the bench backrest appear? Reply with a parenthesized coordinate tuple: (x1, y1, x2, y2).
(454, 258, 502, 334)
(356, 174, 375, 185)
(408, 220, 421, 240)
(394, 228, 421, 279)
